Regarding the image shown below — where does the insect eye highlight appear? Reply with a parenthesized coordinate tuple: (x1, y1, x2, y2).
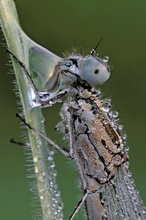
(94, 69, 99, 74)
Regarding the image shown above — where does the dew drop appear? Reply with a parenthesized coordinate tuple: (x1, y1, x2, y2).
(40, 195, 44, 200)
(41, 116, 45, 123)
(113, 111, 119, 118)
(53, 171, 57, 177)
(50, 163, 55, 169)
(90, 49, 94, 54)
(58, 99, 62, 103)
(49, 101, 53, 106)
(33, 155, 38, 163)
(48, 155, 53, 161)
(38, 174, 43, 182)
(56, 192, 61, 197)
(128, 173, 132, 178)
(103, 55, 109, 63)
(123, 134, 127, 140)
(35, 167, 39, 173)
(26, 142, 31, 148)
(42, 171, 46, 177)
(49, 150, 55, 156)
(108, 111, 113, 118)
(47, 210, 51, 215)
(102, 106, 110, 113)
(118, 124, 123, 131)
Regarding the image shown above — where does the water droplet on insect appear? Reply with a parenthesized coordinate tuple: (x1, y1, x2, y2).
(113, 111, 119, 118)
(51, 163, 55, 169)
(118, 124, 123, 131)
(103, 55, 109, 63)
(90, 49, 94, 54)
(108, 111, 113, 118)
(102, 106, 110, 113)
(54, 172, 57, 177)
(41, 116, 45, 123)
(58, 99, 62, 103)
(42, 171, 46, 177)
(56, 192, 61, 197)
(128, 173, 132, 178)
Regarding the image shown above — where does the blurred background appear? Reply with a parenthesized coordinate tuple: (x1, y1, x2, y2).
(0, 0, 146, 219)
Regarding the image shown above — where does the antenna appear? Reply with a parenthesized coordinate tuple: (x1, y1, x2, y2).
(90, 37, 103, 56)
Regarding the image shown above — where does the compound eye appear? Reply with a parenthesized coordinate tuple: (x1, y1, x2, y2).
(79, 57, 110, 85)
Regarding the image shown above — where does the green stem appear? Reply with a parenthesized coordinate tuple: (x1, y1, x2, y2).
(0, 0, 63, 219)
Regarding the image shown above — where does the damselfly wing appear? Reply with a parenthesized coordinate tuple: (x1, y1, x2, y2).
(16, 26, 63, 93)
(29, 45, 62, 92)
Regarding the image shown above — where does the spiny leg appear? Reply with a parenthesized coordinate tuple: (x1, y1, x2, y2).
(16, 111, 90, 219)
(16, 104, 91, 219)
(62, 103, 76, 158)
(6, 49, 68, 106)
(16, 113, 71, 158)
(10, 137, 33, 150)
(69, 185, 103, 220)
(10, 138, 25, 147)
(6, 49, 41, 103)
(69, 190, 89, 220)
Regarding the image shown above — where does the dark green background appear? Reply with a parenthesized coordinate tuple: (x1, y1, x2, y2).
(0, 0, 146, 219)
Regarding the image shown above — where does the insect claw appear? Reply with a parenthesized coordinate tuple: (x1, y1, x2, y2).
(10, 138, 25, 146)
(16, 113, 32, 130)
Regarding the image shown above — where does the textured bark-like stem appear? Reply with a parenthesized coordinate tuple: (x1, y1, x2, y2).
(0, 0, 63, 219)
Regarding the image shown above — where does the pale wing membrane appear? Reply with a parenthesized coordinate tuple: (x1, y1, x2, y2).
(29, 45, 62, 91)
(15, 23, 62, 91)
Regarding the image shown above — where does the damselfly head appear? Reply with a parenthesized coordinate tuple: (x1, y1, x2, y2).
(26, 34, 111, 97)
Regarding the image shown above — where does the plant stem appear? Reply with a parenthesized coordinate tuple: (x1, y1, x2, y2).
(0, 0, 63, 219)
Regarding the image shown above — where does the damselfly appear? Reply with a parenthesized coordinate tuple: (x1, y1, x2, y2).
(8, 28, 146, 220)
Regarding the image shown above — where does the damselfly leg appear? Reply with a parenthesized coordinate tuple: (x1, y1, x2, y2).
(16, 113, 71, 158)
(10, 138, 25, 147)
(6, 49, 68, 107)
(16, 112, 104, 220)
